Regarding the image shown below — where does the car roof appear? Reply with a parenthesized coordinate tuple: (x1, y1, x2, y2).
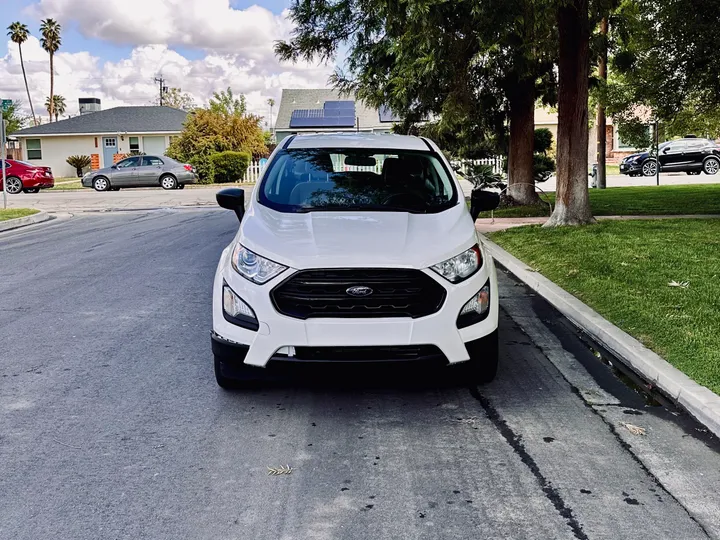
(285, 133, 431, 152)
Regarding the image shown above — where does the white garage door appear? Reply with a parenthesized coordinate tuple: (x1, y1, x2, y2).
(143, 136, 167, 155)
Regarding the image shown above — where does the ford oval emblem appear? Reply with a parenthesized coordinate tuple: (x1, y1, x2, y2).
(346, 285, 373, 297)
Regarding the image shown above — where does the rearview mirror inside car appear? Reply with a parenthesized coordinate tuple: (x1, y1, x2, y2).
(469, 189, 500, 221)
(217, 188, 246, 222)
(345, 155, 377, 167)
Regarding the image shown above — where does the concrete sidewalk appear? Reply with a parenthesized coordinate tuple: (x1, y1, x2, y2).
(476, 214, 720, 233)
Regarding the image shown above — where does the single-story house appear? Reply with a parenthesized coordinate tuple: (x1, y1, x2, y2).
(12, 106, 188, 177)
(274, 89, 398, 143)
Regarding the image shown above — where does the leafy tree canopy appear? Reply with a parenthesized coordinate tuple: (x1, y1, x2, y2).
(158, 88, 196, 111)
(209, 87, 247, 117)
(2, 100, 29, 134)
(166, 106, 266, 183)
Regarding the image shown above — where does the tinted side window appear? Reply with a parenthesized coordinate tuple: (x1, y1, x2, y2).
(142, 156, 164, 166)
(117, 157, 142, 168)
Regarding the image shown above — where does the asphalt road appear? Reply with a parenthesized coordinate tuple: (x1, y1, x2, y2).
(1, 210, 719, 540)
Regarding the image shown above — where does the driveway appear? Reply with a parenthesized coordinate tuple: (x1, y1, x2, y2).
(1, 210, 719, 539)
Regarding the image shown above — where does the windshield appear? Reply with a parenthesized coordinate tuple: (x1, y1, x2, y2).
(259, 148, 458, 213)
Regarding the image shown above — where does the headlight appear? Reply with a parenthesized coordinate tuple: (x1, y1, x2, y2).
(223, 282, 259, 330)
(231, 244, 287, 284)
(430, 245, 482, 283)
(457, 281, 491, 328)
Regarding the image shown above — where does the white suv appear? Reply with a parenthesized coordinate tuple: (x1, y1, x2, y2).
(211, 133, 500, 388)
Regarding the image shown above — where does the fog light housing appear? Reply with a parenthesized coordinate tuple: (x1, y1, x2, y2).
(223, 282, 259, 331)
(457, 281, 491, 329)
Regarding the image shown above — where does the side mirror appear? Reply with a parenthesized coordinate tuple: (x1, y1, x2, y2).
(469, 189, 500, 221)
(217, 188, 246, 222)
(111, 164, 117, 169)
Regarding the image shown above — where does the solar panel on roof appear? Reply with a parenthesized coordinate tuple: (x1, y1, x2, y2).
(289, 101, 357, 128)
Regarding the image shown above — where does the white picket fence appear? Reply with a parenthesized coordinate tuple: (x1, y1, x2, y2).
(244, 159, 265, 183)
(453, 157, 506, 176)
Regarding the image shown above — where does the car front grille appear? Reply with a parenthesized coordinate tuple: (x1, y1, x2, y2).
(270, 268, 447, 319)
(284, 345, 445, 362)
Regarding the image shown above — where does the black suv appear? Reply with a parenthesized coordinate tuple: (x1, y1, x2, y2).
(619, 137, 720, 177)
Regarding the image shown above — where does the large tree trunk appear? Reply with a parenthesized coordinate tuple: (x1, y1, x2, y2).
(545, 0, 595, 227)
(19, 45, 37, 126)
(596, 16, 608, 190)
(49, 53, 54, 123)
(507, 78, 539, 205)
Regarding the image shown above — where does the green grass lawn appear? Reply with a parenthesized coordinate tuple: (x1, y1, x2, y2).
(50, 181, 85, 190)
(489, 219, 720, 394)
(483, 183, 720, 218)
(0, 208, 39, 221)
(606, 164, 620, 176)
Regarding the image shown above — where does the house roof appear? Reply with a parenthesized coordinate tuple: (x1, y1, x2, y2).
(275, 89, 389, 131)
(13, 106, 188, 137)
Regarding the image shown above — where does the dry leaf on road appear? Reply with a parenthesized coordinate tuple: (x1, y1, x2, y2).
(620, 422, 647, 436)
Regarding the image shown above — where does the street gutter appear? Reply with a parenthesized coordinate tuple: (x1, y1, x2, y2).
(0, 211, 52, 233)
(481, 235, 720, 438)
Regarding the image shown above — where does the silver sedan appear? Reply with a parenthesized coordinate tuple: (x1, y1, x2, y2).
(82, 155, 197, 191)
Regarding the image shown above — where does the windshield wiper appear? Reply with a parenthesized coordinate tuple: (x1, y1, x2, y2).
(305, 204, 429, 213)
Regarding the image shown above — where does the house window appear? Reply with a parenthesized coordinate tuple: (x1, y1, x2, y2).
(27, 139, 42, 160)
(105, 137, 117, 147)
(617, 126, 651, 151)
(129, 137, 140, 152)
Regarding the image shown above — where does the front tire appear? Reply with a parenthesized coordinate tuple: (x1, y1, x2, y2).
(703, 157, 720, 175)
(5, 176, 23, 194)
(641, 160, 657, 177)
(160, 175, 178, 190)
(93, 176, 111, 191)
(455, 330, 499, 384)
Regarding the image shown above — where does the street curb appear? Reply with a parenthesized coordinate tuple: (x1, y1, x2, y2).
(481, 235, 720, 438)
(0, 211, 52, 233)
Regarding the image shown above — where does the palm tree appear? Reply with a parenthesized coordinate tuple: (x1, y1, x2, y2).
(7, 22, 37, 126)
(267, 98, 275, 139)
(45, 95, 66, 122)
(39, 19, 61, 122)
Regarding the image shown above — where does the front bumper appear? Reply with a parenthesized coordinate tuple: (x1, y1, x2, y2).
(211, 246, 500, 368)
(619, 161, 642, 175)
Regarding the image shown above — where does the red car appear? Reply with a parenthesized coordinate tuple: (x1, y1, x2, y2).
(0, 159, 55, 194)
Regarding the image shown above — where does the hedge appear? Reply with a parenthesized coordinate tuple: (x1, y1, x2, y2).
(209, 151, 251, 183)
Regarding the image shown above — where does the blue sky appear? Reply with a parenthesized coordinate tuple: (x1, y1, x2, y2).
(0, 0, 332, 119)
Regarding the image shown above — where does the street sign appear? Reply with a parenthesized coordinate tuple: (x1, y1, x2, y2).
(1, 99, 11, 113)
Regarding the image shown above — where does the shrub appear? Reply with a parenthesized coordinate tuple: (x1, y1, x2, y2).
(210, 151, 251, 183)
(66, 155, 91, 177)
(534, 128, 554, 155)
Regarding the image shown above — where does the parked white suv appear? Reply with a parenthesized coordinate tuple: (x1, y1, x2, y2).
(211, 133, 500, 388)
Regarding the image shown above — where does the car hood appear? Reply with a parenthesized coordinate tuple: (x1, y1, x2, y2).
(623, 152, 648, 162)
(237, 201, 477, 270)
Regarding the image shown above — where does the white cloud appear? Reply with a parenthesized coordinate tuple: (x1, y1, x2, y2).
(1, 0, 335, 124)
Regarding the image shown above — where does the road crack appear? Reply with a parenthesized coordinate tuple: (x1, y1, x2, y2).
(470, 387, 589, 540)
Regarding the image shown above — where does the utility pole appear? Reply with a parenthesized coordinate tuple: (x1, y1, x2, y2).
(655, 118, 660, 186)
(1, 118, 7, 209)
(154, 75, 168, 106)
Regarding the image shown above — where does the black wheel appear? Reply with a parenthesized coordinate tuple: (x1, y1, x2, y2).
(454, 330, 499, 384)
(703, 157, 720, 175)
(5, 176, 23, 194)
(160, 175, 178, 190)
(641, 160, 657, 177)
(93, 176, 111, 191)
(214, 356, 262, 390)
(23, 188, 40, 194)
